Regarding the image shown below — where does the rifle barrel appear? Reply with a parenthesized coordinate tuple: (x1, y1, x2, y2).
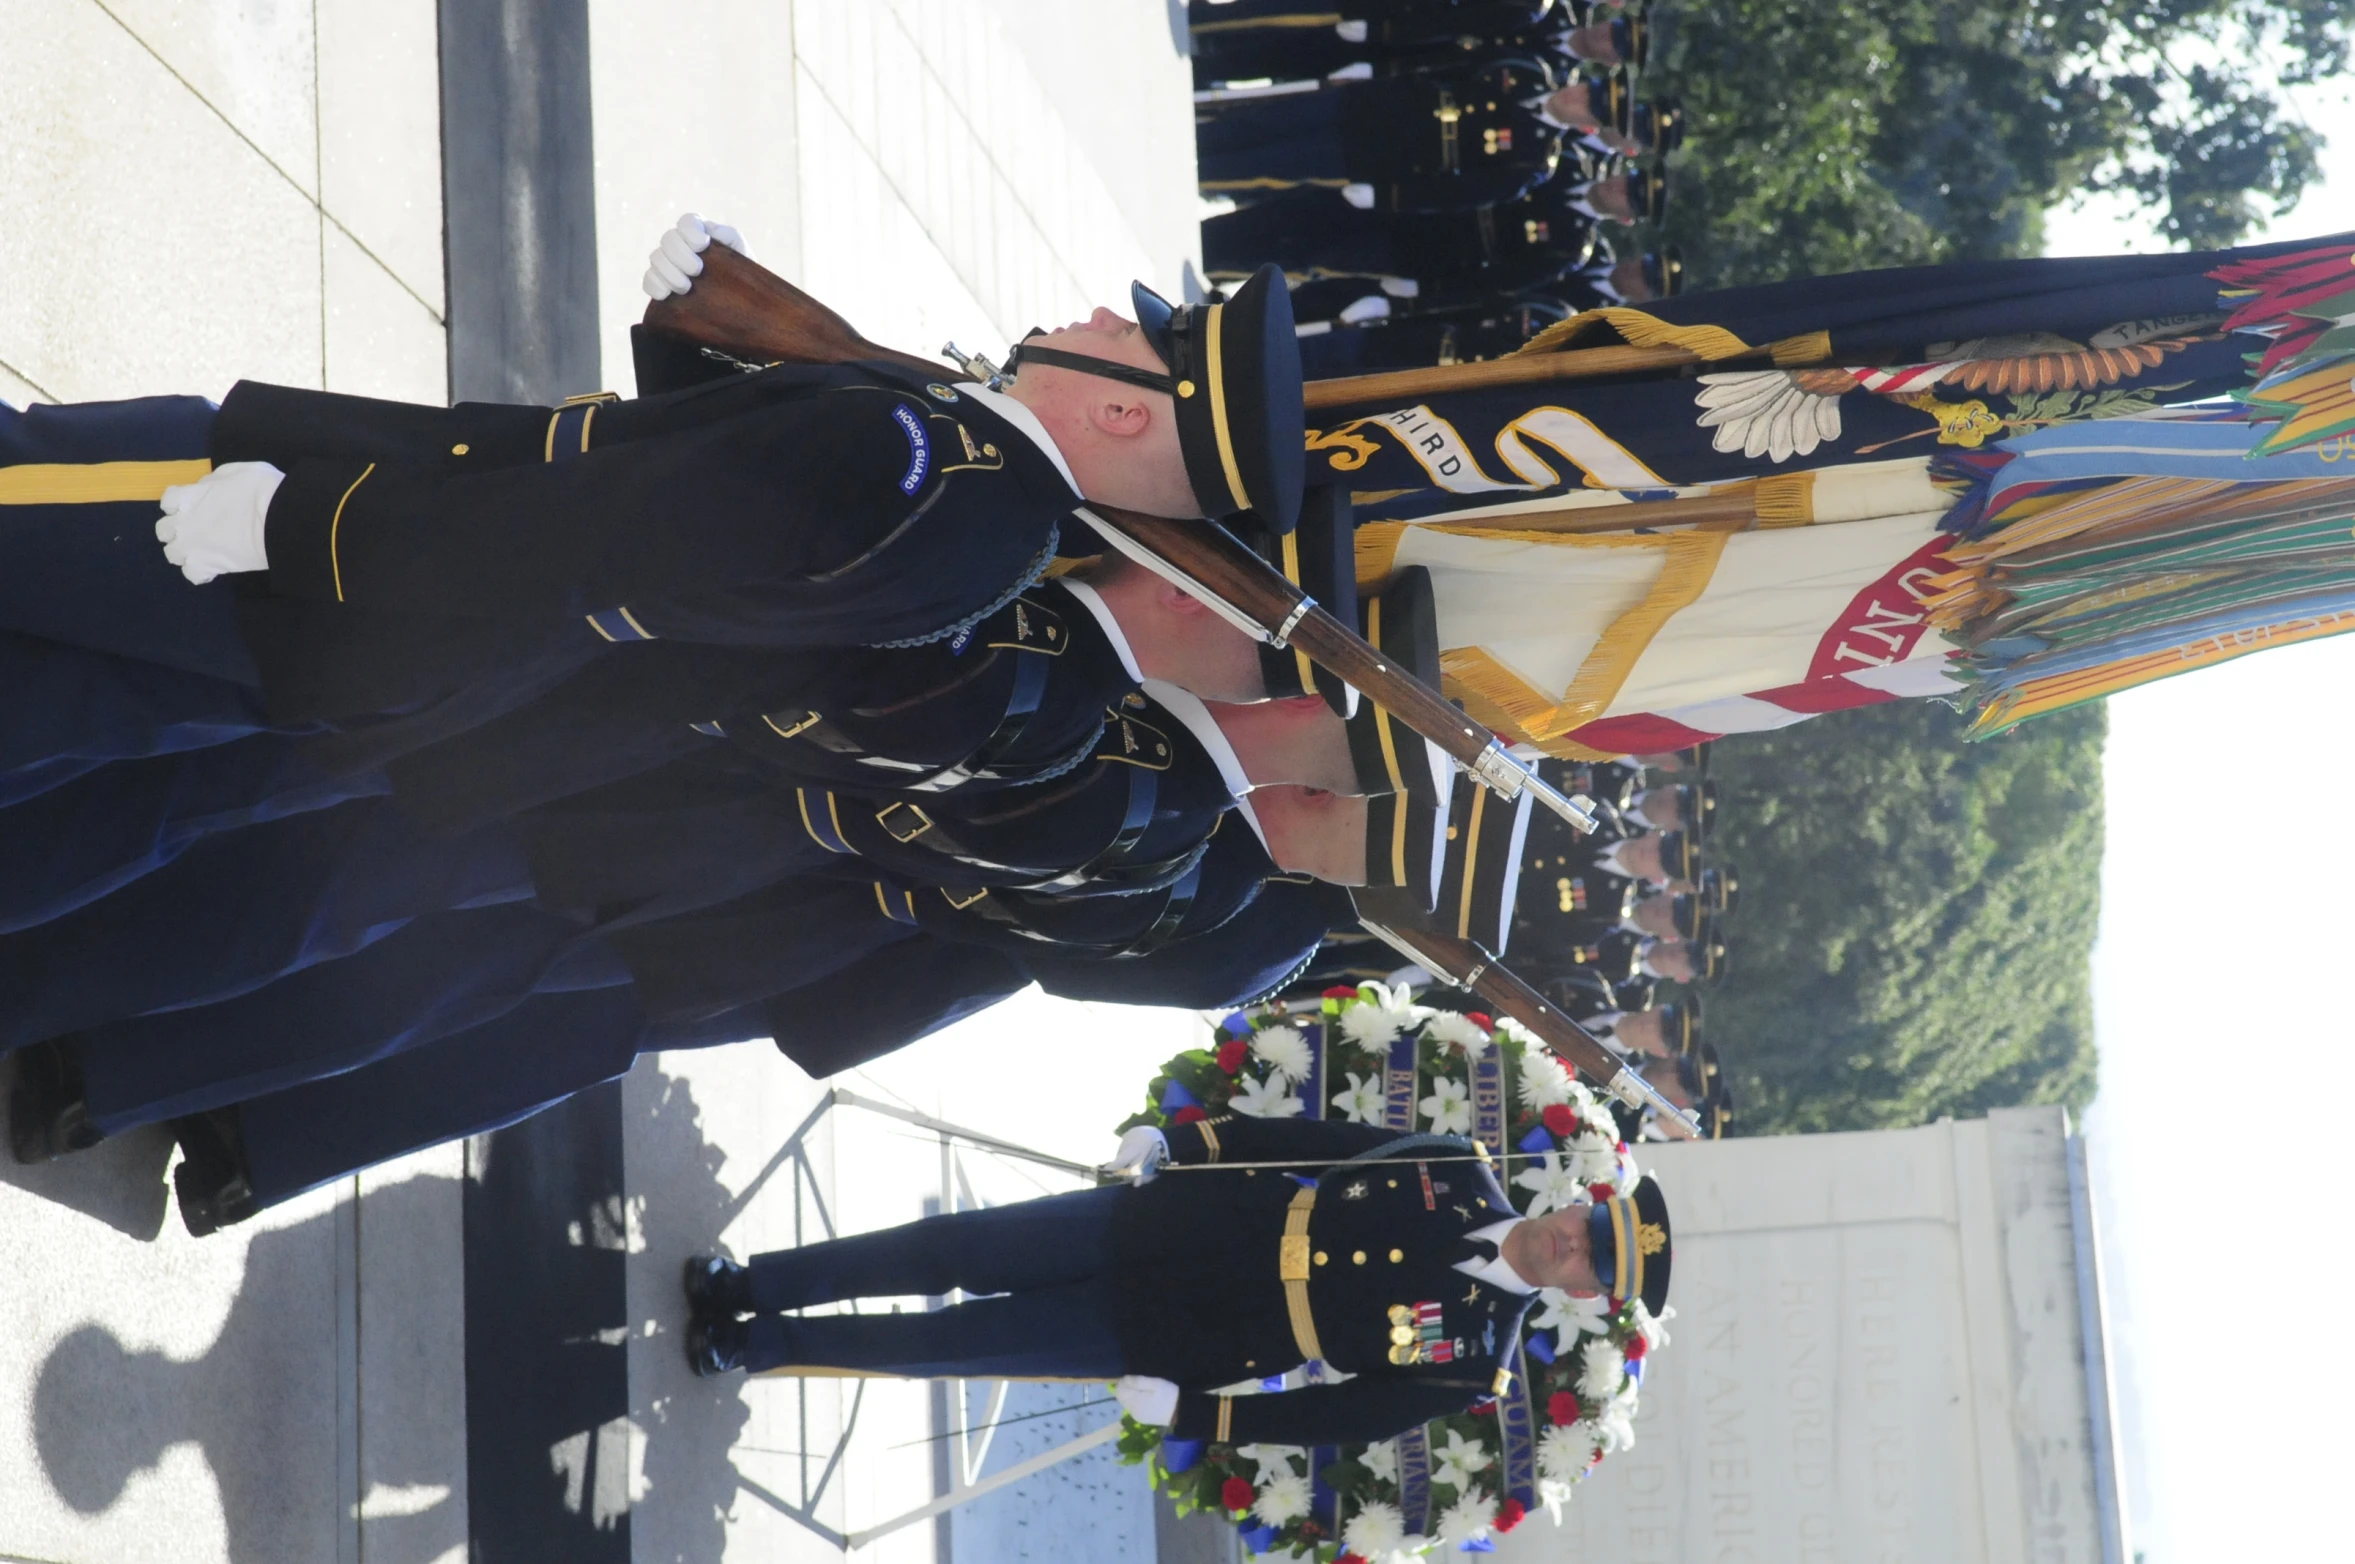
(1352, 899, 1703, 1136)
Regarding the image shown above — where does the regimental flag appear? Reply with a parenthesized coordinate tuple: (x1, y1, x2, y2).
(1306, 238, 2353, 525)
(1318, 233, 2355, 754)
(1354, 458, 1963, 759)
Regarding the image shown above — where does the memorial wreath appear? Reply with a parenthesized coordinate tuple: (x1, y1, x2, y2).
(1112, 983, 1673, 1560)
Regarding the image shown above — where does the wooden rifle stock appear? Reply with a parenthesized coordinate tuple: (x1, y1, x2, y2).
(641, 242, 954, 381)
(1353, 889, 1702, 1134)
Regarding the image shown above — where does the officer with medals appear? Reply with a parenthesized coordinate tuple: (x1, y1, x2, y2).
(681, 1110, 1674, 1450)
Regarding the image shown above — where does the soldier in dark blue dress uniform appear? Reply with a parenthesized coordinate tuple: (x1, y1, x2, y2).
(681, 1112, 1674, 1449)
(1198, 56, 1571, 213)
(1190, 0, 1564, 88)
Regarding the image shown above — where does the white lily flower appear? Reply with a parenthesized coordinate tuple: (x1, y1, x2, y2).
(1419, 1076, 1473, 1136)
(1361, 1439, 1400, 1483)
(1513, 1151, 1585, 1215)
(1234, 1443, 1305, 1473)
(1230, 1073, 1303, 1119)
(1630, 1301, 1674, 1353)
(1535, 1286, 1614, 1349)
(1429, 1428, 1493, 1492)
(1332, 1070, 1387, 1125)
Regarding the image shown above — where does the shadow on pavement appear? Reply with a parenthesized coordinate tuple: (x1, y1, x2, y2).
(0, 1053, 174, 1241)
(620, 1062, 757, 1563)
(30, 1175, 456, 1563)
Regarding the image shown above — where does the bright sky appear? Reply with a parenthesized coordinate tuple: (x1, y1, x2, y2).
(2043, 72, 2355, 1564)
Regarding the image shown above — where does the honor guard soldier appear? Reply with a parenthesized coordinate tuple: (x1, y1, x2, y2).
(1198, 56, 1572, 213)
(1297, 296, 1572, 376)
(1548, 239, 1681, 312)
(1204, 183, 1599, 304)
(1190, 0, 1564, 88)
(1698, 863, 1739, 919)
(2, 218, 1308, 782)
(681, 1113, 1674, 1450)
(1626, 780, 1715, 840)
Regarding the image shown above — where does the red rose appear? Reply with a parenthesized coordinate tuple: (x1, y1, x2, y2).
(1548, 1391, 1581, 1425)
(1220, 1476, 1255, 1512)
(1587, 1182, 1617, 1202)
(1216, 1038, 1249, 1074)
(1323, 986, 1361, 1000)
(1494, 1498, 1528, 1533)
(1298, 1523, 1322, 1538)
(1623, 1335, 1649, 1361)
(1173, 1105, 1207, 1125)
(1542, 1104, 1578, 1137)
(1465, 1012, 1493, 1030)
(1472, 1398, 1497, 1416)
(1338, 1554, 1370, 1564)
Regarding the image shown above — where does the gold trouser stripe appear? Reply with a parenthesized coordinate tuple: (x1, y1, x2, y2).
(1192, 12, 1344, 33)
(756, 1365, 1105, 1382)
(1198, 1119, 1223, 1162)
(1202, 302, 1252, 513)
(0, 459, 211, 505)
(328, 463, 377, 602)
(1389, 793, 1409, 889)
(1214, 1397, 1235, 1442)
(1279, 1185, 1324, 1363)
(1455, 784, 1487, 937)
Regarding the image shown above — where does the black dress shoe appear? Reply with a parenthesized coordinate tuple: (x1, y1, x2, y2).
(686, 1315, 751, 1377)
(683, 1253, 753, 1318)
(170, 1110, 259, 1238)
(9, 1040, 104, 1165)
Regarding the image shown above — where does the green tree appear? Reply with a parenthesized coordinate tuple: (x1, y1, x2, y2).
(1699, 698, 2104, 1135)
(1653, 0, 2344, 284)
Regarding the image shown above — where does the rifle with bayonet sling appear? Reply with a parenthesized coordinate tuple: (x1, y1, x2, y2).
(1354, 889, 1702, 1134)
(640, 243, 1596, 835)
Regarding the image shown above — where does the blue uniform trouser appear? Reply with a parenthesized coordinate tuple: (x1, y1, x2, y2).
(0, 397, 261, 684)
(742, 1188, 1131, 1379)
(224, 987, 653, 1207)
(0, 796, 532, 1053)
(1196, 92, 1348, 191)
(0, 733, 386, 935)
(78, 904, 629, 1131)
(222, 990, 761, 1214)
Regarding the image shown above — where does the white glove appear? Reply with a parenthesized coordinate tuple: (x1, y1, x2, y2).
(1340, 182, 1377, 210)
(642, 212, 751, 300)
(1114, 1374, 1180, 1425)
(1099, 1125, 1170, 1185)
(155, 461, 283, 584)
(1337, 294, 1391, 325)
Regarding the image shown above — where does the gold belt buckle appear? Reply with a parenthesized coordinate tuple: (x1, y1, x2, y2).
(1279, 1234, 1312, 1282)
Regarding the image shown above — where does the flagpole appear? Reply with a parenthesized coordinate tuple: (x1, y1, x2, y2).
(1302, 341, 1714, 411)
